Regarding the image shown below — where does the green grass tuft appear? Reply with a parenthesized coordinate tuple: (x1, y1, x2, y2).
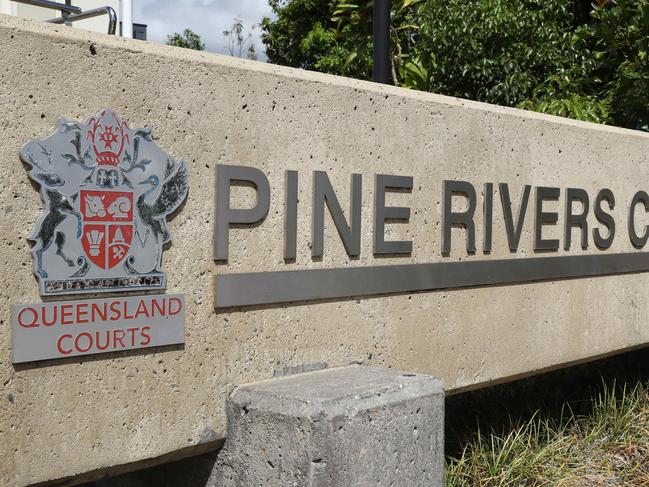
(446, 381, 649, 486)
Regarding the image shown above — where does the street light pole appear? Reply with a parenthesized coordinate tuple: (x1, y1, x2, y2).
(372, 0, 391, 84)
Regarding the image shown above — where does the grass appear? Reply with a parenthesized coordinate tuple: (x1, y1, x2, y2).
(446, 380, 649, 486)
(78, 350, 648, 486)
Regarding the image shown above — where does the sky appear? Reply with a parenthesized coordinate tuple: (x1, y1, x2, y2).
(133, 0, 274, 61)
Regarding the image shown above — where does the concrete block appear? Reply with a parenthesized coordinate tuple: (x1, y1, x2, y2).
(209, 365, 444, 487)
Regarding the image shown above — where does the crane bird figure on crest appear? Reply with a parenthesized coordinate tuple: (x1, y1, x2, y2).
(134, 159, 189, 272)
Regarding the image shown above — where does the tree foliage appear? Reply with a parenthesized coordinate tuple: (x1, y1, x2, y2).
(406, 1, 591, 106)
(574, 0, 649, 129)
(261, 0, 420, 82)
(166, 28, 205, 51)
(261, 0, 352, 74)
(262, 0, 649, 131)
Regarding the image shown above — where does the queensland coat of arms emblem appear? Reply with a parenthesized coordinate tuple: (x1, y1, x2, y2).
(20, 109, 188, 296)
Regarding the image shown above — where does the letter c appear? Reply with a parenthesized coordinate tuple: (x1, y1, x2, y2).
(629, 190, 649, 248)
(56, 334, 73, 355)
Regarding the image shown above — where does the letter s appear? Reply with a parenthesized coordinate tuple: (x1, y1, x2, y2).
(140, 326, 151, 346)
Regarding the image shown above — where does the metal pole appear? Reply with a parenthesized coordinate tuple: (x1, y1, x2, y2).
(9, 0, 81, 14)
(372, 0, 391, 84)
(47, 6, 117, 35)
(121, 0, 133, 38)
(63, 0, 71, 27)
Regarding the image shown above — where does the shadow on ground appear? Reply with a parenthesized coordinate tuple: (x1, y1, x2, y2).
(77, 347, 648, 486)
(445, 347, 649, 458)
(76, 450, 218, 487)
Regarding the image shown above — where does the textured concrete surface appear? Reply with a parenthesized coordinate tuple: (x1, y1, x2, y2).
(209, 365, 444, 487)
(1, 13, 649, 486)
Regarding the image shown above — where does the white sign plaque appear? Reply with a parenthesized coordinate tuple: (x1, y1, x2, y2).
(12, 294, 185, 363)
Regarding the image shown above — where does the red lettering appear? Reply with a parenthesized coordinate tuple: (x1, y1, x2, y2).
(52, 326, 160, 357)
(168, 297, 182, 316)
(74, 332, 93, 352)
(91, 302, 107, 321)
(127, 327, 139, 346)
(134, 300, 149, 319)
(60, 304, 73, 325)
(17, 307, 39, 328)
(95, 331, 111, 351)
(151, 298, 165, 317)
(57, 334, 73, 355)
(42, 305, 58, 326)
(140, 326, 151, 346)
(122, 300, 134, 320)
(113, 329, 126, 348)
(76, 303, 89, 324)
(109, 301, 121, 320)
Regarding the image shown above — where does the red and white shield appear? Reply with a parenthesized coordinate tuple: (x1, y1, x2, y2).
(80, 189, 133, 269)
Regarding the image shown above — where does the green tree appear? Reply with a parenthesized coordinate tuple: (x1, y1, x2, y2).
(404, 0, 593, 107)
(262, 0, 585, 97)
(166, 28, 205, 51)
(261, 0, 352, 75)
(589, 0, 649, 130)
(262, 0, 649, 130)
(331, 0, 423, 85)
(520, 0, 649, 129)
(261, 0, 421, 83)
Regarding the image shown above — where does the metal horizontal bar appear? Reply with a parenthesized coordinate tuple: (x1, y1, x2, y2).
(46, 6, 117, 34)
(215, 252, 649, 308)
(10, 0, 81, 13)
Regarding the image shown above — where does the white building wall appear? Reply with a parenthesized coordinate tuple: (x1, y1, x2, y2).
(0, 0, 17, 15)
(0, 0, 120, 34)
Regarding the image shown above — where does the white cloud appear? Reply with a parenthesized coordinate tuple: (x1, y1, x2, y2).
(133, 0, 274, 60)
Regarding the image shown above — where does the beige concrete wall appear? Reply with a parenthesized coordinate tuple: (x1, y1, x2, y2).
(1, 14, 648, 486)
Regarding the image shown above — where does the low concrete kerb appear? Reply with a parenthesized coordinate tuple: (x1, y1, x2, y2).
(209, 365, 445, 487)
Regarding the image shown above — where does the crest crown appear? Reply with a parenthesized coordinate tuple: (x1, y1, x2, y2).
(88, 110, 129, 166)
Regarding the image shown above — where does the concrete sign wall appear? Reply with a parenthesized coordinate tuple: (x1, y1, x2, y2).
(1, 14, 648, 486)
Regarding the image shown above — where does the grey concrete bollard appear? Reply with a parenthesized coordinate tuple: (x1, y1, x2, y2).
(208, 365, 445, 487)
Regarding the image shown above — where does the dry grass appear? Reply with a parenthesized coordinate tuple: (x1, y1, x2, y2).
(446, 381, 649, 486)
